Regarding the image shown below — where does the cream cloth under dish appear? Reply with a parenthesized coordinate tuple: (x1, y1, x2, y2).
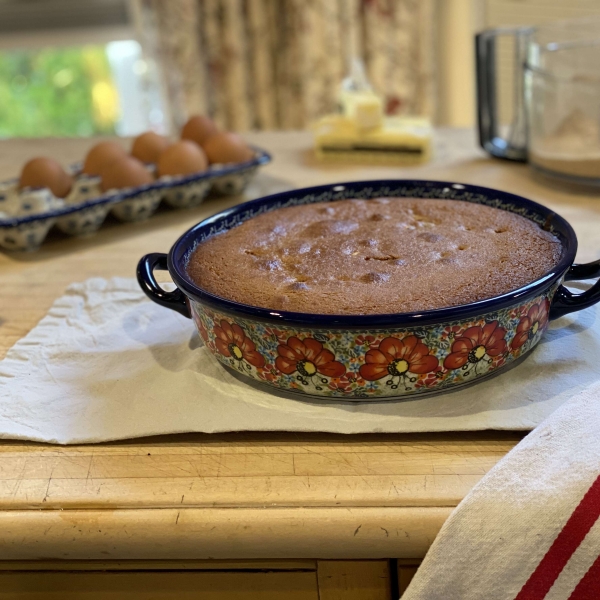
(0, 277, 599, 444)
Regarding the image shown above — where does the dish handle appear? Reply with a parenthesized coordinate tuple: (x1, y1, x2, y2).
(136, 253, 191, 318)
(550, 260, 600, 320)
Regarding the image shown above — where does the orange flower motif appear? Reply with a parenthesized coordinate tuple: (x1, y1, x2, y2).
(213, 320, 265, 368)
(415, 370, 445, 389)
(327, 381, 352, 393)
(198, 321, 209, 343)
(359, 336, 439, 382)
(257, 363, 278, 383)
(264, 326, 287, 343)
(511, 299, 550, 350)
(442, 325, 464, 340)
(192, 310, 210, 344)
(276, 337, 345, 379)
(444, 321, 507, 370)
(356, 334, 377, 348)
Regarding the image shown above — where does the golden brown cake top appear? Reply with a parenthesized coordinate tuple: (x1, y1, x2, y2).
(187, 198, 562, 315)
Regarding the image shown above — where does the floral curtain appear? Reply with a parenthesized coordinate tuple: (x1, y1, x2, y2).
(135, 0, 435, 131)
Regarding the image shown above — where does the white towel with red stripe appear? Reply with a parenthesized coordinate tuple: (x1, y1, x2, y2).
(403, 380, 600, 600)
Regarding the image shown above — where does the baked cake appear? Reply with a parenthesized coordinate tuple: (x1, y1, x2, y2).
(186, 198, 562, 315)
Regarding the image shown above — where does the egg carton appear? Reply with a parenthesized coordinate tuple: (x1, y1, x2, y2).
(0, 147, 271, 251)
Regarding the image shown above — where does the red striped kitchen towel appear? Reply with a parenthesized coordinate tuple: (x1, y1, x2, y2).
(403, 381, 600, 600)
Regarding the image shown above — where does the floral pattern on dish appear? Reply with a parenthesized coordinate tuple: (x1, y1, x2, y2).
(359, 335, 439, 391)
(276, 336, 346, 389)
(190, 286, 557, 399)
(213, 319, 265, 370)
(511, 299, 550, 351)
(443, 321, 507, 375)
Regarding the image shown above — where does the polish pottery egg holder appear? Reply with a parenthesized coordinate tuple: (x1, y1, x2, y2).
(0, 147, 271, 251)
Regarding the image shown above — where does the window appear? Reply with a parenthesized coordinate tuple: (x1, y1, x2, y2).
(0, 0, 168, 138)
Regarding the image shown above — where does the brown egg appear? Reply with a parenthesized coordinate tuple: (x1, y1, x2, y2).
(100, 156, 154, 192)
(181, 115, 219, 146)
(131, 131, 170, 164)
(19, 157, 73, 198)
(83, 141, 127, 175)
(157, 141, 208, 177)
(202, 132, 254, 164)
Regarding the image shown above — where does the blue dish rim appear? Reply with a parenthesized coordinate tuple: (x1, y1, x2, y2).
(0, 146, 271, 229)
(167, 179, 576, 328)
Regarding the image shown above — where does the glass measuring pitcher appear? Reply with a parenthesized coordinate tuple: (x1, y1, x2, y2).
(476, 18, 600, 187)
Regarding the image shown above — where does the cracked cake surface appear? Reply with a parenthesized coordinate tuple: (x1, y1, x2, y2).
(186, 198, 562, 314)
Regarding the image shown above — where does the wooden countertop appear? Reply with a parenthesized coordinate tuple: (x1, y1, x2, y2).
(0, 129, 598, 561)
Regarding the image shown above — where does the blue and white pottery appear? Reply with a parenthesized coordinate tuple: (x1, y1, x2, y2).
(17, 187, 64, 216)
(211, 166, 259, 196)
(0, 147, 271, 251)
(65, 175, 102, 204)
(162, 179, 212, 209)
(0, 216, 56, 251)
(0, 187, 64, 250)
(110, 187, 163, 222)
(56, 175, 107, 235)
(56, 204, 112, 236)
(138, 180, 600, 401)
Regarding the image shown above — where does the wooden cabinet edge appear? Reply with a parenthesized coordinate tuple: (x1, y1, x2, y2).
(0, 506, 450, 560)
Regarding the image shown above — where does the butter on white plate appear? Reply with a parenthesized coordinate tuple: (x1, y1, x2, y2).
(314, 112, 432, 165)
(315, 87, 432, 164)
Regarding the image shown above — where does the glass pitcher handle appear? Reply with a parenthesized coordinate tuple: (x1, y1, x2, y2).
(476, 27, 533, 162)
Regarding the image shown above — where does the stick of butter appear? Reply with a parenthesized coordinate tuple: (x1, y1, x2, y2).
(314, 113, 432, 165)
(339, 89, 383, 131)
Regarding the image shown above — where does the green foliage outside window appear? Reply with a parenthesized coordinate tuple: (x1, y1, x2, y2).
(0, 45, 119, 138)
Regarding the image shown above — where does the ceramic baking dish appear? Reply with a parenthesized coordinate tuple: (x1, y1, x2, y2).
(137, 180, 600, 400)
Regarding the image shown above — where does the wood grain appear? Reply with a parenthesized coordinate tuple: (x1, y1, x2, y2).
(0, 571, 320, 599)
(0, 432, 520, 510)
(0, 430, 516, 559)
(1, 129, 598, 561)
(0, 507, 448, 560)
(398, 561, 421, 596)
(317, 560, 391, 600)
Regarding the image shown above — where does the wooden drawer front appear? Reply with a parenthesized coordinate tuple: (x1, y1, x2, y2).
(317, 561, 391, 600)
(0, 571, 319, 600)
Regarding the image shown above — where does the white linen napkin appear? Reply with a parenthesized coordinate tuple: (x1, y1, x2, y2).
(403, 380, 600, 600)
(0, 277, 599, 444)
